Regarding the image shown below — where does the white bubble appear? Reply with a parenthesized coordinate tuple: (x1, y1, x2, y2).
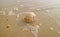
(39, 23, 42, 26)
(4, 8, 7, 10)
(19, 13, 22, 15)
(30, 25, 39, 37)
(50, 27, 54, 30)
(23, 27, 28, 31)
(46, 10, 49, 13)
(35, 25, 40, 29)
(17, 14, 20, 17)
(36, 9, 40, 10)
(0, 11, 6, 15)
(17, 1, 21, 2)
(23, 12, 37, 19)
(16, 18, 18, 21)
(8, 10, 15, 15)
(22, 1, 25, 2)
(20, 5, 24, 6)
(31, 30, 38, 37)
(29, 8, 35, 9)
(29, 12, 36, 17)
(58, 31, 60, 34)
(14, 7, 19, 11)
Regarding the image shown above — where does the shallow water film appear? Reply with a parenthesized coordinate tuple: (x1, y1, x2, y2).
(0, 0, 60, 37)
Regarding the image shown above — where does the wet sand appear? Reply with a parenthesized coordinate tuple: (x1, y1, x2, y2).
(0, 0, 60, 37)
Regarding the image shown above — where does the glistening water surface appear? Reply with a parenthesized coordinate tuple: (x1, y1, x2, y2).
(0, 0, 60, 37)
